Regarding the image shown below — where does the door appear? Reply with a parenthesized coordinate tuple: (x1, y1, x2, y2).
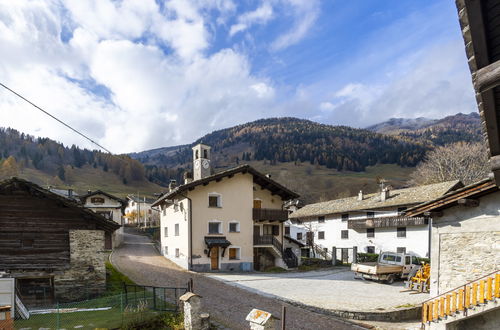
(341, 248, 349, 264)
(210, 246, 219, 270)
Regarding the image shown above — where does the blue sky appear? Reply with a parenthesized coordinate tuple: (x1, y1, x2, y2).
(0, 0, 476, 153)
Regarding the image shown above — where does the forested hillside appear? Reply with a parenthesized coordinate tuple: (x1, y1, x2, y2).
(133, 117, 429, 173)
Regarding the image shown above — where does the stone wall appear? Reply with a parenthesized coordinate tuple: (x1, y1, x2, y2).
(438, 232, 498, 293)
(53, 230, 106, 302)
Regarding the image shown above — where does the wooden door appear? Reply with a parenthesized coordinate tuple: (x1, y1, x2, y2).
(210, 246, 219, 270)
(253, 199, 262, 208)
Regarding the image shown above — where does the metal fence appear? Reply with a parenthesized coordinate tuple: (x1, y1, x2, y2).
(14, 282, 189, 330)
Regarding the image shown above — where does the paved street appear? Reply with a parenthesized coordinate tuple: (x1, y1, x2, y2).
(206, 269, 428, 312)
(111, 228, 365, 330)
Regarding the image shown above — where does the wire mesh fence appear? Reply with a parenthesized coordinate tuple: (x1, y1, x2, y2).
(14, 288, 186, 330)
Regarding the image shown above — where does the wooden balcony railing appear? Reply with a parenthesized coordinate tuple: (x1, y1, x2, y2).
(252, 208, 289, 222)
(254, 235, 283, 254)
(348, 216, 428, 229)
(421, 270, 500, 325)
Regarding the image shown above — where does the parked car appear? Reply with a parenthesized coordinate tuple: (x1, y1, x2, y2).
(351, 251, 420, 284)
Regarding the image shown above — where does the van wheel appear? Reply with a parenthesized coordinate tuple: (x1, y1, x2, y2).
(386, 275, 395, 284)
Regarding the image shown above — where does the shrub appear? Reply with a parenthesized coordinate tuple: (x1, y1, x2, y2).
(357, 253, 379, 262)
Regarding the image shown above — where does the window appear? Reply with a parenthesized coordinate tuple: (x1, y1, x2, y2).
(209, 194, 221, 207)
(148, 209, 152, 214)
(318, 231, 325, 240)
(164, 227, 168, 237)
(366, 211, 375, 219)
(397, 227, 406, 238)
(97, 211, 111, 219)
(405, 256, 411, 264)
(228, 247, 240, 260)
(175, 224, 179, 236)
(285, 226, 290, 235)
(366, 246, 375, 253)
(175, 248, 180, 258)
(397, 247, 407, 254)
(164, 246, 168, 255)
(297, 232, 303, 240)
(209, 222, 222, 234)
(91, 197, 105, 204)
(22, 239, 34, 248)
(366, 228, 375, 238)
(318, 216, 325, 223)
(229, 222, 240, 233)
(341, 213, 349, 221)
(397, 207, 407, 216)
(203, 149, 208, 159)
(263, 225, 279, 236)
(341, 230, 349, 239)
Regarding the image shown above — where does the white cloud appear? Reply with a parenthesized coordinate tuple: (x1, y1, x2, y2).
(316, 41, 476, 127)
(0, 0, 278, 153)
(271, 0, 320, 51)
(229, 1, 274, 36)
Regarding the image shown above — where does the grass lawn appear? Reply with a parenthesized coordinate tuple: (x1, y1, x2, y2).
(15, 262, 182, 330)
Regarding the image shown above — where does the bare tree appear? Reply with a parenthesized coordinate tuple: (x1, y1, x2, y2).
(410, 142, 489, 186)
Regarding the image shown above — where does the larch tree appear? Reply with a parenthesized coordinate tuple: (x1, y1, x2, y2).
(410, 142, 490, 186)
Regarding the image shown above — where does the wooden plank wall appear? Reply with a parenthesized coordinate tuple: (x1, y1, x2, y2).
(0, 191, 98, 270)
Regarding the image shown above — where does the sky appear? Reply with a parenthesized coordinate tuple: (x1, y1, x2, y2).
(0, 0, 477, 153)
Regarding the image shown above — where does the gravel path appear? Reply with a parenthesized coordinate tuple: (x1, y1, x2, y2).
(111, 228, 366, 330)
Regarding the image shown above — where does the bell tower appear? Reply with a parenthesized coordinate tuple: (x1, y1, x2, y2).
(192, 144, 211, 180)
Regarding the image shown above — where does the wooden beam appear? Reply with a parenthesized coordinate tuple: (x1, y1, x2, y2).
(423, 211, 443, 218)
(464, 0, 490, 69)
(457, 198, 480, 207)
(475, 60, 500, 93)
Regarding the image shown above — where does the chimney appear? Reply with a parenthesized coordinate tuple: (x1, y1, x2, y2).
(169, 180, 177, 192)
(68, 189, 73, 198)
(265, 173, 271, 179)
(358, 190, 363, 201)
(87, 189, 91, 194)
(381, 188, 390, 202)
(184, 171, 193, 184)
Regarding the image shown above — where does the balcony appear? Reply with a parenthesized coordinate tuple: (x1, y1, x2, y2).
(252, 208, 289, 222)
(348, 216, 428, 229)
(254, 235, 283, 255)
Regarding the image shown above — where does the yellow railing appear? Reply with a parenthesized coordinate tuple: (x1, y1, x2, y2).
(422, 270, 499, 325)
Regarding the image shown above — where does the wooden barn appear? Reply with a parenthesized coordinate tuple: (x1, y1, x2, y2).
(0, 177, 120, 306)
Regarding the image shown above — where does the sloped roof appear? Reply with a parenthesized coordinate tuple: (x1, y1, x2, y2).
(152, 164, 299, 206)
(405, 178, 497, 217)
(289, 180, 463, 219)
(0, 177, 120, 232)
(49, 188, 80, 202)
(80, 190, 126, 205)
(456, 0, 500, 185)
(127, 195, 157, 204)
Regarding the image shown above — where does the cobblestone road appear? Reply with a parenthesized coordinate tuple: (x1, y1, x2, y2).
(111, 229, 365, 330)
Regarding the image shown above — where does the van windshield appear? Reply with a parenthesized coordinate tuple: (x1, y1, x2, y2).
(380, 253, 401, 264)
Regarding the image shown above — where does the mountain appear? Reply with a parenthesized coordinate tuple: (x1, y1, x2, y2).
(0, 128, 163, 197)
(366, 112, 482, 146)
(133, 117, 427, 171)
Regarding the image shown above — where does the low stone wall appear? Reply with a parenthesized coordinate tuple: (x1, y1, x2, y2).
(54, 230, 106, 302)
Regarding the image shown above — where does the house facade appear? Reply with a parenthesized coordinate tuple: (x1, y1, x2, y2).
(80, 190, 125, 248)
(0, 178, 120, 306)
(152, 144, 299, 272)
(288, 181, 462, 259)
(124, 195, 159, 227)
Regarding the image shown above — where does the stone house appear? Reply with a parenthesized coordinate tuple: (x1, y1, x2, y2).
(152, 144, 300, 272)
(404, 179, 499, 329)
(80, 190, 126, 248)
(288, 181, 462, 260)
(0, 178, 120, 306)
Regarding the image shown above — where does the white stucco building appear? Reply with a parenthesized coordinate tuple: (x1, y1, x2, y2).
(288, 181, 463, 260)
(152, 144, 301, 272)
(124, 195, 159, 227)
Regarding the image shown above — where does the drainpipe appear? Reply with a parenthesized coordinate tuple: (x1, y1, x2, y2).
(180, 193, 193, 271)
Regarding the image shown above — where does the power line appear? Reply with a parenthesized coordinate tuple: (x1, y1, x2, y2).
(0, 82, 118, 156)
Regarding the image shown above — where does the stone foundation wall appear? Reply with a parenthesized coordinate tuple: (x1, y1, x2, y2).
(53, 230, 106, 302)
(438, 231, 499, 294)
